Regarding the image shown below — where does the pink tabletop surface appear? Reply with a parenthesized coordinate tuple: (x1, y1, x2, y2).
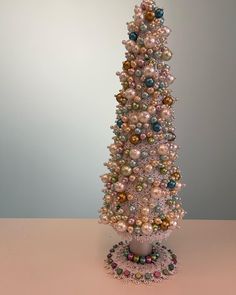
(0, 219, 235, 295)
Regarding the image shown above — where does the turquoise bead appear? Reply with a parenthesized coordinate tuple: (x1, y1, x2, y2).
(145, 77, 155, 88)
(152, 122, 162, 132)
(155, 8, 164, 19)
(167, 180, 176, 189)
(117, 119, 123, 128)
(129, 32, 138, 41)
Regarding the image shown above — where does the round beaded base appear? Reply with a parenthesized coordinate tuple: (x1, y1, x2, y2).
(105, 241, 178, 284)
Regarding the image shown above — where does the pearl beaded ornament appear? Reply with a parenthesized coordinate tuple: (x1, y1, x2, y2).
(99, 3, 185, 282)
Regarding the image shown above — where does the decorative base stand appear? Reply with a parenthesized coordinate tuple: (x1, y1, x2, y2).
(105, 241, 177, 284)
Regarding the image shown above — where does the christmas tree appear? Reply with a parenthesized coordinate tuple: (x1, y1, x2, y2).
(99, 0, 185, 283)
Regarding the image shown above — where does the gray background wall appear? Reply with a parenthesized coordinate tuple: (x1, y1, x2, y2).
(0, 0, 235, 219)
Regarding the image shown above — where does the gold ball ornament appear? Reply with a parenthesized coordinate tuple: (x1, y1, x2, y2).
(123, 60, 131, 70)
(116, 93, 127, 106)
(121, 165, 132, 176)
(129, 135, 140, 145)
(172, 172, 181, 181)
(160, 217, 171, 231)
(145, 11, 155, 22)
(163, 96, 174, 106)
(162, 49, 173, 61)
(117, 192, 127, 203)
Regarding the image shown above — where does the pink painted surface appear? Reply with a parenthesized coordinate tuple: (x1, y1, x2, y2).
(0, 219, 235, 295)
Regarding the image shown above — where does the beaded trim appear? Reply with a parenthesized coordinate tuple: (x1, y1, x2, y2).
(123, 245, 160, 264)
(105, 241, 177, 284)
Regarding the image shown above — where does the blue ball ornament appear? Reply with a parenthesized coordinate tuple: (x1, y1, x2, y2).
(167, 180, 177, 189)
(152, 122, 162, 132)
(117, 119, 123, 128)
(155, 8, 164, 19)
(145, 77, 155, 88)
(129, 32, 138, 41)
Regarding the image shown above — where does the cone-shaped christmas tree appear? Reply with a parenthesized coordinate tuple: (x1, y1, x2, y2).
(99, 0, 185, 283)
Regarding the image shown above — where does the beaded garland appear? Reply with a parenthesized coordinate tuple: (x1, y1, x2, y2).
(124, 246, 160, 264)
(105, 241, 177, 284)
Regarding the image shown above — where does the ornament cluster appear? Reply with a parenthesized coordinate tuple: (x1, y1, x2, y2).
(99, 0, 185, 242)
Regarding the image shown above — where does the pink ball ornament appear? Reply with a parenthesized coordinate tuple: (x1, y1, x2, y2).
(138, 111, 151, 123)
(163, 26, 172, 36)
(140, 134, 146, 140)
(158, 144, 169, 156)
(151, 187, 163, 199)
(128, 218, 135, 225)
(175, 183, 182, 191)
(143, 65, 155, 77)
(130, 149, 141, 160)
(137, 59, 145, 67)
(125, 88, 136, 99)
(134, 13, 144, 25)
(166, 74, 175, 85)
(144, 36, 156, 49)
(158, 26, 171, 37)
(114, 182, 125, 192)
(161, 108, 172, 120)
